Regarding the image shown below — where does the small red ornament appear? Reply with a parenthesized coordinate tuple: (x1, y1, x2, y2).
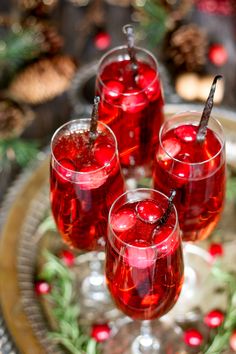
(91, 323, 111, 342)
(35, 280, 51, 295)
(183, 329, 203, 347)
(60, 249, 75, 267)
(230, 330, 236, 351)
(208, 44, 228, 67)
(208, 243, 224, 258)
(93, 32, 111, 51)
(204, 309, 224, 328)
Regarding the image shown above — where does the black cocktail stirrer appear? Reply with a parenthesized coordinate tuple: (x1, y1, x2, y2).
(196, 75, 222, 144)
(123, 24, 138, 76)
(156, 189, 176, 228)
(89, 96, 100, 145)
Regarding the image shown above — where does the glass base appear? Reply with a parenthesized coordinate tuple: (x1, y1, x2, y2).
(74, 251, 121, 323)
(102, 320, 184, 354)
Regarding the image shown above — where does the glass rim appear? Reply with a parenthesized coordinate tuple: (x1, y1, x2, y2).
(50, 118, 119, 176)
(159, 110, 225, 167)
(96, 44, 159, 96)
(108, 187, 179, 251)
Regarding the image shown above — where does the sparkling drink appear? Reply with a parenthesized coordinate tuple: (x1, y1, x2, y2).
(106, 189, 184, 320)
(153, 112, 226, 242)
(50, 119, 125, 251)
(96, 46, 164, 179)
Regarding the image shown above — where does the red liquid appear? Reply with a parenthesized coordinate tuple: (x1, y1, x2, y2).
(96, 59, 164, 176)
(153, 124, 226, 242)
(106, 198, 184, 320)
(50, 129, 125, 251)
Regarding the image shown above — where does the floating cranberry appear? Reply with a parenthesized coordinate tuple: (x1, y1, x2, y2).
(111, 208, 136, 232)
(77, 164, 108, 190)
(121, 89, 148, 113)
(94, 142, 115, 166)
(174, 125, 197, 143)
(56, 158, 76, 183)
(230, 330, 236, 351)
(136, 69, 160, 101)
(208, 44, 228, 67)
(183, 328, 203, 347)
(35, 280, 51, 295)
(60, 249, 75, 267)
(136, 200, 162, 224)
(102, 80, 124, 104)
(91, 323, 111, 342)
(93, 31, 111, 51)
(126, 240, 155, 269)
(208, 243, 224, 258)
(158, 138, 181, 161)
(204, 309, 224, 328)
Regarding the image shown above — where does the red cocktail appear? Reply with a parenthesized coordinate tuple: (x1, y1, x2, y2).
(106, 189, 183, 321)
(96, 46, 164, 180)
(153, 112, 226, 242)
(50, 119, 125, 251)
(104, 188, 183, 352)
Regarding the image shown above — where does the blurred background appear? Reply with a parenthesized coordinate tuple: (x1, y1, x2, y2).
(0, 0, 235, 199)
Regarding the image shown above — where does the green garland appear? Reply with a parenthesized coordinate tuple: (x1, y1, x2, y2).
(204, 264, 236, 353)
(39, 251, 99, 354)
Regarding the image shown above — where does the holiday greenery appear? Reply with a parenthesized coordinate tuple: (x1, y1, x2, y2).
(0, 138, 38, 168)
(38, 251, 99, 354)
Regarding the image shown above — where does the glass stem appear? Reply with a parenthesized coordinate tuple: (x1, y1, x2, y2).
(131, 320, 160, 353)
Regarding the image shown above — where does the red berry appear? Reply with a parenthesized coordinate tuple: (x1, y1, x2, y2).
(204, 309, 224, 328)
(136, 69, 160, 101)
(183, 329, 203, 347)
(91, 324, 111, 342)
(121, 89, 148, 113)
(35, 280, 51, 295)
(230, 330, 236, 351)
(126, 240, 155, 269)
(158, 138, 181, 161)
(136, 200, 162, 224)
(208, 243, 224, 258)
(208, 44, 228, 67)
(174, 125, 197, 143)
(111, 208, 136, 232)
(93, 32, 111, 50)
(102, 80, 124, 104)
(60, 249, 75, 267)
(94, 142, 115, 167)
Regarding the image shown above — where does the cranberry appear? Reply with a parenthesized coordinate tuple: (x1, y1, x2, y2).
(204, 309, 224, 328)
(152, 225, 174, 244)
(91, 323, 111, 342)
(102, 80, 124, 104)
(208, 44, 228, 67)
(158, 138, 181, 161)
(94, 142, 115, 166)
(60, 249, 75, 267)
(35, 280, 51, 295)
(126, 240, 155, 269)
(121, 89, 148, 113)
(136, 69, 160, 101)
(230, 330, 236, 351)
(183, 328, 203, 347)
(174, 125, 197, 143)
(136, 200, 162, 224)
(208, 243, 224, 258)
(93, 31, 111, 51)
(111, 208, 136, 232)
(77, 164, 107, 190)
(56, 158, 76, 183)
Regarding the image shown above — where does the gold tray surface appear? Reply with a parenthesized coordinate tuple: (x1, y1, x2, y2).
(0, 104, 236, 354)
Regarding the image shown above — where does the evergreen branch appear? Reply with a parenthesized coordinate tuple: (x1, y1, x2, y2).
(40, 251, 99, 354)
(0, 138, 39, 168)
(204, 264, 236, 353)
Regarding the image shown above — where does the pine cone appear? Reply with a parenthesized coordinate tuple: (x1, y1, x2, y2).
(0, 97, 34, 139)
(18, 0, 58, 14)
(165, 24, 208, 72)
(8, 56, 77, 105)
